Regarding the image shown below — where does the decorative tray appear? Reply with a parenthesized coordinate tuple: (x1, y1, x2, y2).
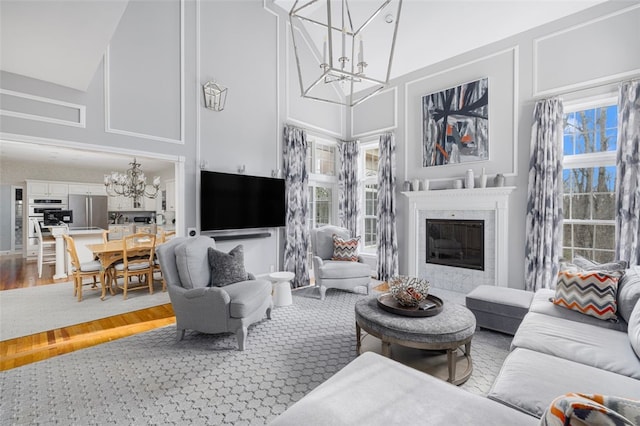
(376, 293, 443, 317)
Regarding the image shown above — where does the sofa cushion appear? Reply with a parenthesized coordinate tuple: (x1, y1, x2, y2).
(511, 312, 640, 379)
(316, 260, 370, 279)
(629, 298, 640, 359)
(529, 289, 627, 332)
(540, 393, 640, 426)
(174, 237, 216, 289)
(553, 269, 622, 320)
(272, 351, 539, 426)
(331, 234, 360, 261)
(223, 279, 272, 318)
(618, 266, 640, 324)
(488, 348, 640, 419)
(208, 245, 247, 287)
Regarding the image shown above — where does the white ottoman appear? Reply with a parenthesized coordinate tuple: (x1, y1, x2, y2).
(269, 271, 294, 307)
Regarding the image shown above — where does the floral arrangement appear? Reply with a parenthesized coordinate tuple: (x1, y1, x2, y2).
(388, 276, 431, 307)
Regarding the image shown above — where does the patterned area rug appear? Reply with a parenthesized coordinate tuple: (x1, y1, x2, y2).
(0, 289, 511, 425)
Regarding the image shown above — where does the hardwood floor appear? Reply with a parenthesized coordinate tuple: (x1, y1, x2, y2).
(0, 254, 176, 371)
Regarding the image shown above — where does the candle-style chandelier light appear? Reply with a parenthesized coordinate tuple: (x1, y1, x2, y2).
(289, 0, 402, 106)
(104, 158, 160, 203)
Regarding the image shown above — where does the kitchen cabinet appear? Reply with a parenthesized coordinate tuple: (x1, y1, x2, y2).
(28, 181, 68, 197)
(144, 195, 158, 211)
(165, 180, 175, 211)
(68, 183, 107, 196)
(108, 195, 133, 211)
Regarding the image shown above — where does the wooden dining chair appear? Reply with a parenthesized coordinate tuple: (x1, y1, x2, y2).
(154, 229, 176, 291)
(29, 217, 56, 278)
(112, 233, 156, 299)
(62, 234, 102, 301)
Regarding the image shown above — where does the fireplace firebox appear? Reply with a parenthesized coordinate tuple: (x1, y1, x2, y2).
(426, 219, 484, 271)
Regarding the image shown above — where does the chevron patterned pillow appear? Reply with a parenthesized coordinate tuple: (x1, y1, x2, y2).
(553, 270, 623, 321)
(540, 393, 640, 426)
(331, 235, 360, 262)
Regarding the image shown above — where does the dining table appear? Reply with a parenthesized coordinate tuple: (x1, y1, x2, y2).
(86, 237, 154, 300)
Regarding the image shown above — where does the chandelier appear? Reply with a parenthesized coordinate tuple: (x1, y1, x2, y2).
(104, 158, 160, 202)
(289, 0, 402, 106)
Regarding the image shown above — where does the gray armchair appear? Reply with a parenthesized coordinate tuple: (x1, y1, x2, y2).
(156, 236, 272, 350)
(310, 225, 372, 300)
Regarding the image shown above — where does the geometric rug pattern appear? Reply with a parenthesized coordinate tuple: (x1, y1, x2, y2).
(0, 290, 512, 425)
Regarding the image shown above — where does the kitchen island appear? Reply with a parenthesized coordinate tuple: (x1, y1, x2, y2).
(68, 227, 105, 264)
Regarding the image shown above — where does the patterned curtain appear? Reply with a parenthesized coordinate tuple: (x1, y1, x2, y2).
(283, 125, 310, 288)
(615, 80, 640, 266)
(337, 140, 359, 236)
(376, 132, 398, 281)
(524, 98, 564, 291)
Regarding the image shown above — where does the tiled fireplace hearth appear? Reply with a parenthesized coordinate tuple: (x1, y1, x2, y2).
(403, 187, 515, 293)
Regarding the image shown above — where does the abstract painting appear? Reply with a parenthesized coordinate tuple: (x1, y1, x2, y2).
(422, 78, 489, 167)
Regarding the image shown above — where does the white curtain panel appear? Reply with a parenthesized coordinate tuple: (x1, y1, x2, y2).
(337, 140, 360, 236)
(283, 125, 310, 288)
(376, 132, 398, 281)
(524, 98, 564, 291)
(615, 80, 640, 266)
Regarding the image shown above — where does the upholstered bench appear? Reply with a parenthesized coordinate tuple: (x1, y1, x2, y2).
(465, 285, 534, 335)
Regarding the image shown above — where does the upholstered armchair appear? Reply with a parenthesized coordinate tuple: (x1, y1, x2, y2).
(156, 236, 272, 350)
(310, 225, 372, 300)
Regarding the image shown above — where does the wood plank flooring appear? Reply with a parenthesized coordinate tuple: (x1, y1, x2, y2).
(0, 254, 176, 371)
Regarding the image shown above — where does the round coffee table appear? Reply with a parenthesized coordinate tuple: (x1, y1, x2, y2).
(355, 295, 476, 385)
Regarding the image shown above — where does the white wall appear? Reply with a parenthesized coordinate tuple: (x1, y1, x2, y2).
(350, 2, 640, 289)
(0, 0, 342, 273)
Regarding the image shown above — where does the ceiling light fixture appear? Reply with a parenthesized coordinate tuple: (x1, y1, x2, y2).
(289, 0, 402, 107)
(104, 158, 160, 204)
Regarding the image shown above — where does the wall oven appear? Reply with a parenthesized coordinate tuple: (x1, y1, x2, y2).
(27, 197, 68, 257)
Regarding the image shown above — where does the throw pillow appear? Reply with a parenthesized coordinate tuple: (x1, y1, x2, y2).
(540, 393, 640, 426)
(554, 270, 622, 321)
(617, 266, 640, 323)
(331, 234, 360, 262)
(573, 255, 628, 272)
(208, 245, 248, 287)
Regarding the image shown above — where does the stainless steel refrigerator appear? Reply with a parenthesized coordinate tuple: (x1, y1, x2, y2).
(68, 195, 109, 229)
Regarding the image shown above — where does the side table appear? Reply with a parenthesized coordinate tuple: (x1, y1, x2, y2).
(269, 271, 294, 307)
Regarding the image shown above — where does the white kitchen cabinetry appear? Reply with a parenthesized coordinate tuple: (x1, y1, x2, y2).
(165, 180, 175, 211)
(68, 183, 107, 196)
(144, 195, 158, 211)
(108, 195, 133, 211)
(28, 181, 69, 197)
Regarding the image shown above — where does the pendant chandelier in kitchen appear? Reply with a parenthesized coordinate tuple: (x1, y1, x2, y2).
(104, 158, 160, 202)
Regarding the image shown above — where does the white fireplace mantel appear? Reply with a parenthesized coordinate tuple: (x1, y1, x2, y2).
(402, 187, 515, 288)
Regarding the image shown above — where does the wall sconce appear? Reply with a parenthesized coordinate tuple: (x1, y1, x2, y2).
(203, 81, 228, 111)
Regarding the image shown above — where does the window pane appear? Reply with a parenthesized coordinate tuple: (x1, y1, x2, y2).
(593, 224, 615, 250)
(365, 218, 377, 247)
(571, 194, 591, 220)
(562, 248, 573, 261)
(562, 224, 572, 248)
(593, 250, 615, 263)
(315, 143, 335, 176)
(574, 248, 594, 260)
(574, 224, 594, 249)
(315, 186, 332, 227)
(365, 148, 379, 177)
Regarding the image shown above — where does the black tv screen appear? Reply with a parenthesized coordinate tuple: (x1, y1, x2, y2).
(200, 170, 286, 231)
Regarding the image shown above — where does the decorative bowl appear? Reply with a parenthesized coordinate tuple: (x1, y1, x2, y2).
(388, 276, 431, 307)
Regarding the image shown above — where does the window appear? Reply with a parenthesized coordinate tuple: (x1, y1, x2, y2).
(562, 97, 617, 263)
(360, 141, 379, 253)
(306, 135, 337, 229)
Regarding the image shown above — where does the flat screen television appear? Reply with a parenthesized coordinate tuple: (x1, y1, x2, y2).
(200, 170, 286, 231)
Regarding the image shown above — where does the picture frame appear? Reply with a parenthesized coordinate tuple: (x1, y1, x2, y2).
(422, 78, 489, 167)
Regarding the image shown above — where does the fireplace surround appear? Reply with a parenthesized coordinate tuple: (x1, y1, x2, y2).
(403, 187, 515, 292)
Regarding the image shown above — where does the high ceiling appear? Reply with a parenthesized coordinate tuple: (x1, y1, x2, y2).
(276, 0, 606, 80)
(0, 0, 606, 170)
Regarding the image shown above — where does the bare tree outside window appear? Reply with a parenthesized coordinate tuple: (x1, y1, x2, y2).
(562, 104, 617, 262)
